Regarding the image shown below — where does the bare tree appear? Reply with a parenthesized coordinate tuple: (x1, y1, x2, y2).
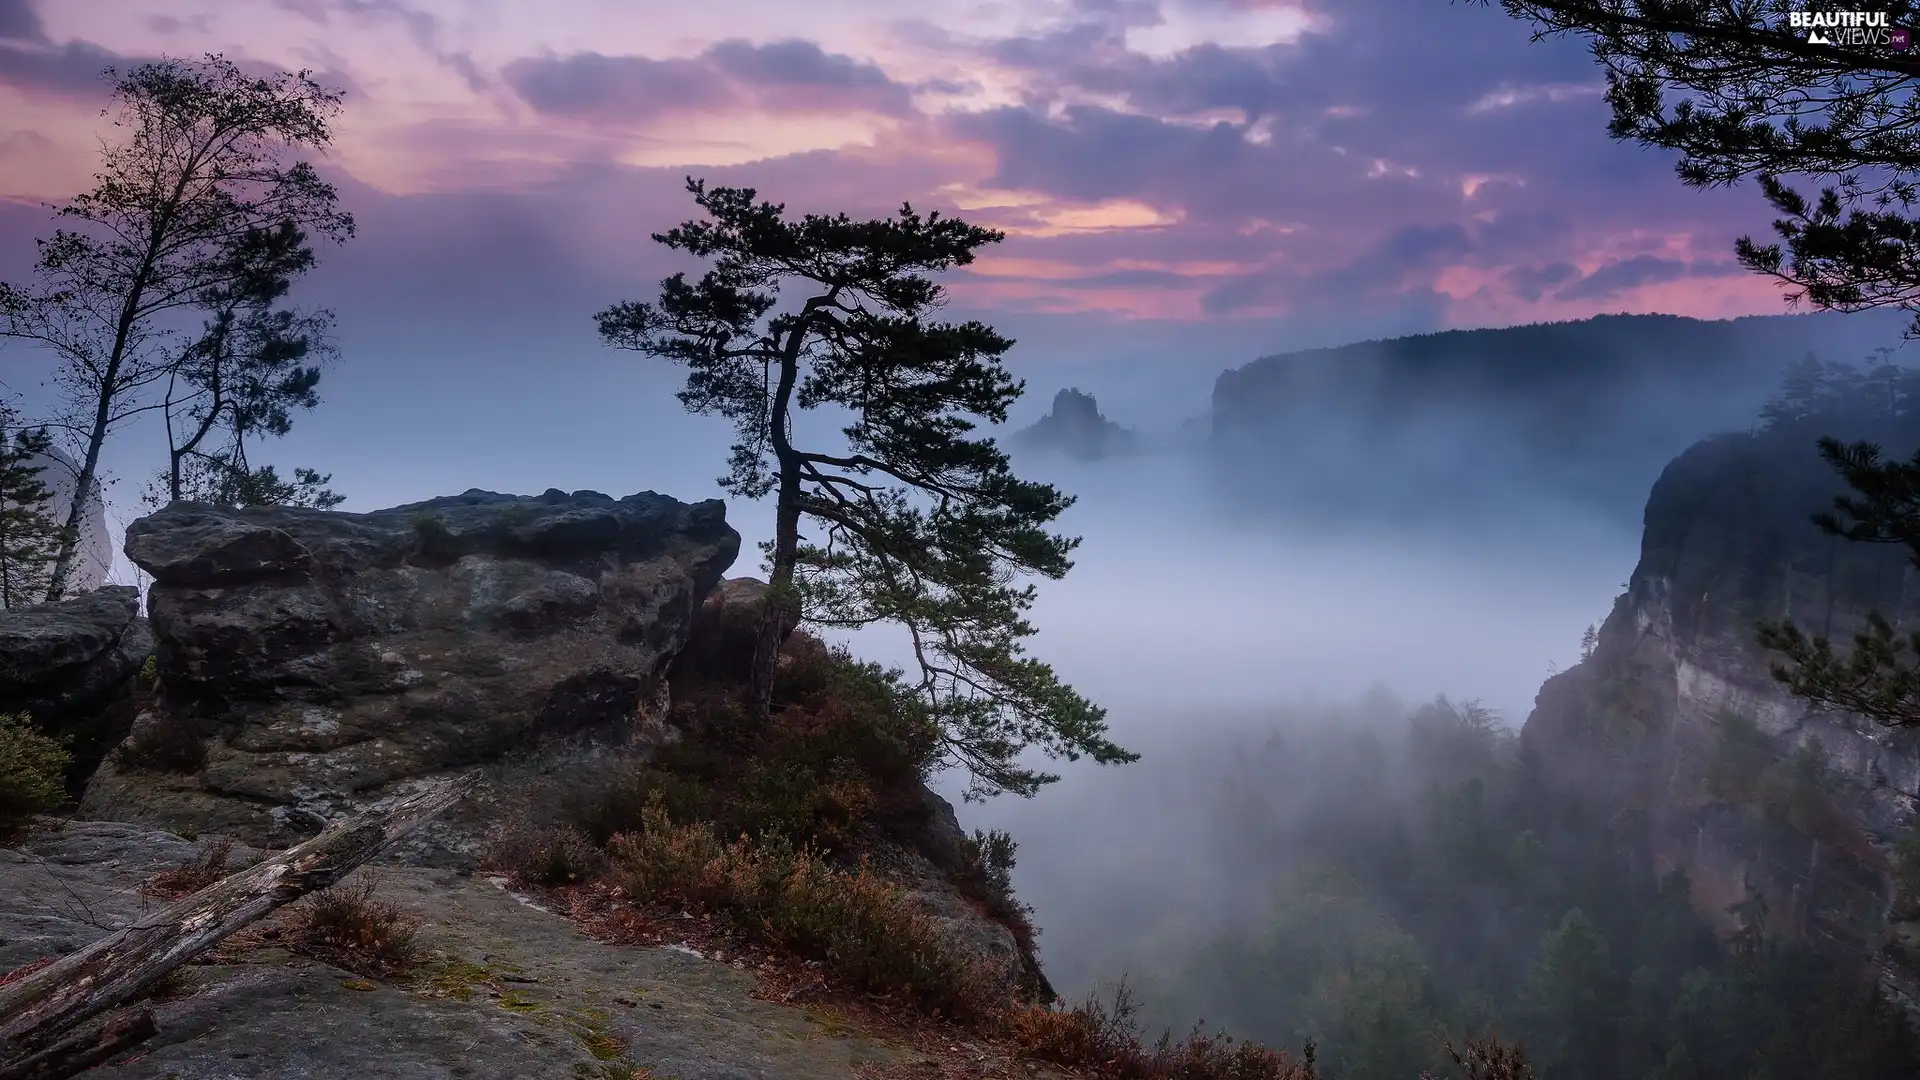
(0, 54, 354, 600)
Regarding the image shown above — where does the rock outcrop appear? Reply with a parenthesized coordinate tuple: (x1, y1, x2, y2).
(1010, 388, 1137, 461)
(672, 577, 1053, 998)
(81, 489, 740, 848)
(0, 821, 921, 1079)
(1207, 311, 1906, 525)
(1524, 421, 1920, 1010)
(0, 585, 151, 788)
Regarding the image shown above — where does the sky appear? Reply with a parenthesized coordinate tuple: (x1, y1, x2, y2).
(0, 0, 1811, 516)
(0, 0, 1794, 341)
(0, 0, 1835, 691)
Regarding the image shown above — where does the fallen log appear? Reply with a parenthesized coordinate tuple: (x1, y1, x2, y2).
(0, 772, 481, 1072)
(0, 1008, 155, 1080)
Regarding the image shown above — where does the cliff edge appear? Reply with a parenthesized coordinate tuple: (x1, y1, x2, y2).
(1523, 375, 1920, 1011)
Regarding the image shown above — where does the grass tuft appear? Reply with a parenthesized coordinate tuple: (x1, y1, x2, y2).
(286, 873, 422, 978)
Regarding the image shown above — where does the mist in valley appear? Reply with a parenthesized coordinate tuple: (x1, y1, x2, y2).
(839, 320, 1920, 1077)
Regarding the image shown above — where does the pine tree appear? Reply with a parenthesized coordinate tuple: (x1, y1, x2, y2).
(0, 55, 353, 600)
(1476, 0, 1920, 333)
(0, 409, 69, 609)
(596, 178, 1134, 799)
(1760, 354, 1832, 430)
(1519, 909, 1621, 1080)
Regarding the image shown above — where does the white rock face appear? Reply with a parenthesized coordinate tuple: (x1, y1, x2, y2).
(10, 446, 113, 602)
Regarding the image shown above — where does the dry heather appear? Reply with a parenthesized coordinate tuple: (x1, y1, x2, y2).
(284, 874, 423, 978)
(487, 634, 1321, 1079)
(139, 838, 235, 899)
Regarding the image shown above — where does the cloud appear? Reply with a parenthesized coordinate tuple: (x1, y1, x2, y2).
(273, 0, 488, 93)
(0, 0, 1800, 330)
(145, 13, 215, 36)
(1554, 255, 1693, 302)
(504, 39, 914, 126)
(1201, 221, 1476, 315)
(0, 0, 41, 43)
(1505, 262, 1579, 302)
(0, 39, 119, 98)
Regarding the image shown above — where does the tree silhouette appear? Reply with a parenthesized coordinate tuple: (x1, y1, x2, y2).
(0, 54, 353, 599)
(597, 179, 1133, 798)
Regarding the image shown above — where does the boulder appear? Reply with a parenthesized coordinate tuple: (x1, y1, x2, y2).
(81, 488, 739, 850)
(669, 576, 798, 690)
(0, 585, 151, 789)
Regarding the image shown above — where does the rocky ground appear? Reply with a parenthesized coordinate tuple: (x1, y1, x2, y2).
(0, 490, 1069, 1078)
(2, 819, 1057, 1080)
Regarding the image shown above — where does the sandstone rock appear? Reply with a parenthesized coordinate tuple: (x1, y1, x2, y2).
(882, 783, 1056, 1001)
(0, 820, 919, 1080)
(1010, 388, 1137, 461)
(1523, 427, 1920, 1014)
(0, 585, 151, 788)
(82, 489, 740, 848)
(670, 576, 798, 690)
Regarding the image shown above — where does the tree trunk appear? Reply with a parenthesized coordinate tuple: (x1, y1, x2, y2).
(0, 771, 480, 1068)
(750, 314, 813, 720)
(42, 415, 107, 604)
(749, 478, 802, 718)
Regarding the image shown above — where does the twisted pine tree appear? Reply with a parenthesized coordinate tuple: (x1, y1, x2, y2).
(596, 178, 1135, 799)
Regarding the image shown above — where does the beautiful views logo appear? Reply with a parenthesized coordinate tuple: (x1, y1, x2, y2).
(1787, 10, 1911, 47)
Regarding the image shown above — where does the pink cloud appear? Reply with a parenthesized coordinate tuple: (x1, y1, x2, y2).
(0, 0, 1819, 334)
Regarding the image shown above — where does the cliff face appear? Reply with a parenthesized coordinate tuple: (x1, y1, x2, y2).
(82, 488, 741, 849)
(1524, 421, 1920, 1008)
(1207, 312, 1905, 524)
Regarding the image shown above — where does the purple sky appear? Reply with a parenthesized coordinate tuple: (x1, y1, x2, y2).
(0, 0, 1803, 520)
(0, 0, 1790, 326)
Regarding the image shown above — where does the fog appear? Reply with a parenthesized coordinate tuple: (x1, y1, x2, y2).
(834, 313, 1917, 1018)
(893, 444, 1635, 997)
(10, 277, 1911, 1061)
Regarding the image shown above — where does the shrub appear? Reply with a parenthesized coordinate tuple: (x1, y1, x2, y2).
(286, 874, 422, 978)
(486, 824, 606, 886)
(141, 838, 235, 899)
(0, 712, 69, 834)
(957, 828, 1038, 950)
(607, 793, 993, 1018)
(1421, 1034, 1537, 1080)
(653, 635, 941, 853)
(556, 761, 711, 845)
(1004, 979, 1319, 1080)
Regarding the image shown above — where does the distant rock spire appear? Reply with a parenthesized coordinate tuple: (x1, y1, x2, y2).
(1010, 388, 1137, 461)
